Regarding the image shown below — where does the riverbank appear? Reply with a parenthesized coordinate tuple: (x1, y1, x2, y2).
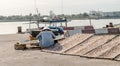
(0, 18, 120, 22)
(0, 33, 119, 66)
(0, 20, 29, 22)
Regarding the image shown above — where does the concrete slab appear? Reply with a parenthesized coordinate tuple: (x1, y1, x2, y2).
(95, 28, 108, 34)
(1, 34, 120, 66)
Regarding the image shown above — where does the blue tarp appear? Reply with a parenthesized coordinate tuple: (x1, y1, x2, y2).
(41, 26, 64, 34)
(42, 20, 67, 23)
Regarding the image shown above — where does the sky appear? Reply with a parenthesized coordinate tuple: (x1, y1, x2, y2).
(0, 0, 120, 16)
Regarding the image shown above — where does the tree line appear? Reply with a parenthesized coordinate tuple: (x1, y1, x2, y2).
(0, 12, 90, 22)
(1, 12, 120, 22)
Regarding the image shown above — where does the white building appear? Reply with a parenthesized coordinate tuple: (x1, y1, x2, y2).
(89, 11, 120, 17)
(103, 11, 120, 17)
(89, 11, 103, 18)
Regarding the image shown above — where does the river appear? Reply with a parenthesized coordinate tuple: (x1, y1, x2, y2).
(0, 19, 120, 34)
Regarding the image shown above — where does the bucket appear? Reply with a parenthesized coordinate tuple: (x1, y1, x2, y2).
(18, 26, 22, 33)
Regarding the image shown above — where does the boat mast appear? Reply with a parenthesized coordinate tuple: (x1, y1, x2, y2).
(61, 0, 63, 15)
(61, 0, 67, 27)
(34, 0, 40, 28)
(29, 13, 32, 33)
(60, 0, 63, 27)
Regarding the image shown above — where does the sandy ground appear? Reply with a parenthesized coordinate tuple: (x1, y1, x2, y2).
(0, 33, 120, 66)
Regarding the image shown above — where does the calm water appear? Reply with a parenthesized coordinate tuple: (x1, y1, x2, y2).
(0, 19, 120, 34)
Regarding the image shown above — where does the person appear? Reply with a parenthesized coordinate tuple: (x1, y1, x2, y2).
(109, 22, 113, 27)
(106, 25, 109, 28)
(36, 26, 56, 48)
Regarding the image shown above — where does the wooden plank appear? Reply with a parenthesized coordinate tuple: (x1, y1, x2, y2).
(42, 34, 83, 53)
(108, 28, 120, 34)
(75, 35, 115, 55)
(18, 40, 39, 45)
(14, 43, 26, 50)
(64, 35, 103, 54)
(42, 34, 93, 53)
(84, 26, 94, 30)
(82, 29, 95, 33)
(84, 35, 120, 57)
(98, 43, 120, 59)
(62, 27, 74, 30)
(59, 34, 82, 46)
(95, 28, 108, 34)
(60, 34, 93, 53)
(113, 54, 120, 61)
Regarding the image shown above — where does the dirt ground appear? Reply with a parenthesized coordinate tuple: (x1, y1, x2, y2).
(0, 34, 120, 66)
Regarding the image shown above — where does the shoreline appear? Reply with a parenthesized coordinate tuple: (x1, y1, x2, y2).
(0, 18, 120, 22)
(0, 20, 29, 22)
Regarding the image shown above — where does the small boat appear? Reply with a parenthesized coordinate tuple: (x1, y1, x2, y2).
(42, 19, 67, 23)
(40, 16, 67, 23)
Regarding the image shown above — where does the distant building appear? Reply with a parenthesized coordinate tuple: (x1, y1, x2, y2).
(89, 11, 103, 18)
(49, 11, 56, 19)
(89, 11, 103, 16)
(103, 11, 120, 17)
(89, 11, 120, 18)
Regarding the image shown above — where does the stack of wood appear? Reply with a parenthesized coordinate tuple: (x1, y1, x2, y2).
(14, 43, 26, 50)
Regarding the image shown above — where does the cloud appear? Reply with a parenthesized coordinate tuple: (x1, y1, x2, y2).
(0, 0, 120, 15)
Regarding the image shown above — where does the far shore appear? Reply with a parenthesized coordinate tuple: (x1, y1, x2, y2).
(0, 18, 120, 22)
(0, 20, 29, 22)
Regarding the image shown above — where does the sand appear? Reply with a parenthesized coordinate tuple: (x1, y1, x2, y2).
(0, 33, 120, 66)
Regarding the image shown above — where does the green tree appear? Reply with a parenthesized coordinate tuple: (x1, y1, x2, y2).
(83, 13, 89, 18)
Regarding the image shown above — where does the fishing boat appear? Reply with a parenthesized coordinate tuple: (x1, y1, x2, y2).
(26, 0, 71, 40)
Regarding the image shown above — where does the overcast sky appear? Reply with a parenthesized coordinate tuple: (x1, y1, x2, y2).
(0, 0, 120, 16)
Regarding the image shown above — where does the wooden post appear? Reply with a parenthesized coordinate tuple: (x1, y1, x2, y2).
(18, 26, 22, 33)
(89, 18, 92, 25)
(49, 23, 51, 26)
(60, 22, 62, 27)
(29, 13, 32, 32)
(65, 21, 67, 27)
